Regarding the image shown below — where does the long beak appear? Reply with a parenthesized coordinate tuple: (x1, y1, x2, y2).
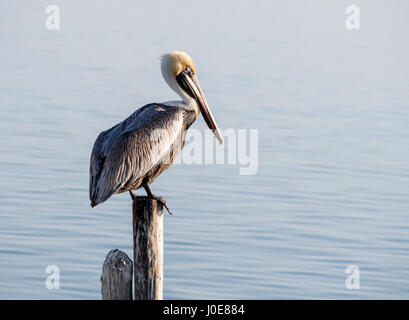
(176, 71, 224, 144)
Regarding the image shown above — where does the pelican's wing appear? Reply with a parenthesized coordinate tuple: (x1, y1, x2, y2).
(89, 105, 149, 204)
(89, 104, 185, 207)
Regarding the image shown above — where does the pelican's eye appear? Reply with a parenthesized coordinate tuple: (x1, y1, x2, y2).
(184, 66, 194, 78)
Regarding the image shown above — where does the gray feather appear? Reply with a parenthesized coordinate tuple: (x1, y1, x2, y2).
(89, 103, 196, 207)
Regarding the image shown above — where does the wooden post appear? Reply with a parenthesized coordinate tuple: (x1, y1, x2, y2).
(132, 198, 163, 300)
(101, 249, 133, 300)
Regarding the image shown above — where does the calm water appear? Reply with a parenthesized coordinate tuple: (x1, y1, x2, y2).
(1, 1, 409, 299)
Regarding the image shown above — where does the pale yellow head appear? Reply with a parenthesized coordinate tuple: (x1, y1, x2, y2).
(161, 51, 198, 104)
(167, 51, 197, 77)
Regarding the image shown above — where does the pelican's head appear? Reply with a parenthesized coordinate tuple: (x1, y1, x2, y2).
(161, 51, 223, 144)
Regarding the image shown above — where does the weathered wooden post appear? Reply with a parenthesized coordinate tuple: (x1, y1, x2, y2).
(100, 198, 163, 300)
(132, 198, 163, 300)
(101, 249, 133, 300)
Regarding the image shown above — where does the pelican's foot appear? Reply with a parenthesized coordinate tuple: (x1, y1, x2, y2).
(149, 195, 173, 215)
(129, 190, 172, 215)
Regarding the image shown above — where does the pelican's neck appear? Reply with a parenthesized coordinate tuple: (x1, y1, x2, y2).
(161, 54, 200, 115)
(183, 97, 200, 115)
(161, 98, 199, 115)
(162, 80, 200, 114)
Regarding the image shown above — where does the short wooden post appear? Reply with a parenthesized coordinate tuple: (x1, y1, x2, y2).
(132, 198, 163, 300)
(101, 249, 133, 300)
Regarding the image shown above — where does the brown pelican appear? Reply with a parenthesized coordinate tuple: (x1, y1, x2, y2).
(89, 51, 223, 213)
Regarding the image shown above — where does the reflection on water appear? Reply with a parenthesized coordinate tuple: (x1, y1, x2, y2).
(1, 1, 409, 299)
